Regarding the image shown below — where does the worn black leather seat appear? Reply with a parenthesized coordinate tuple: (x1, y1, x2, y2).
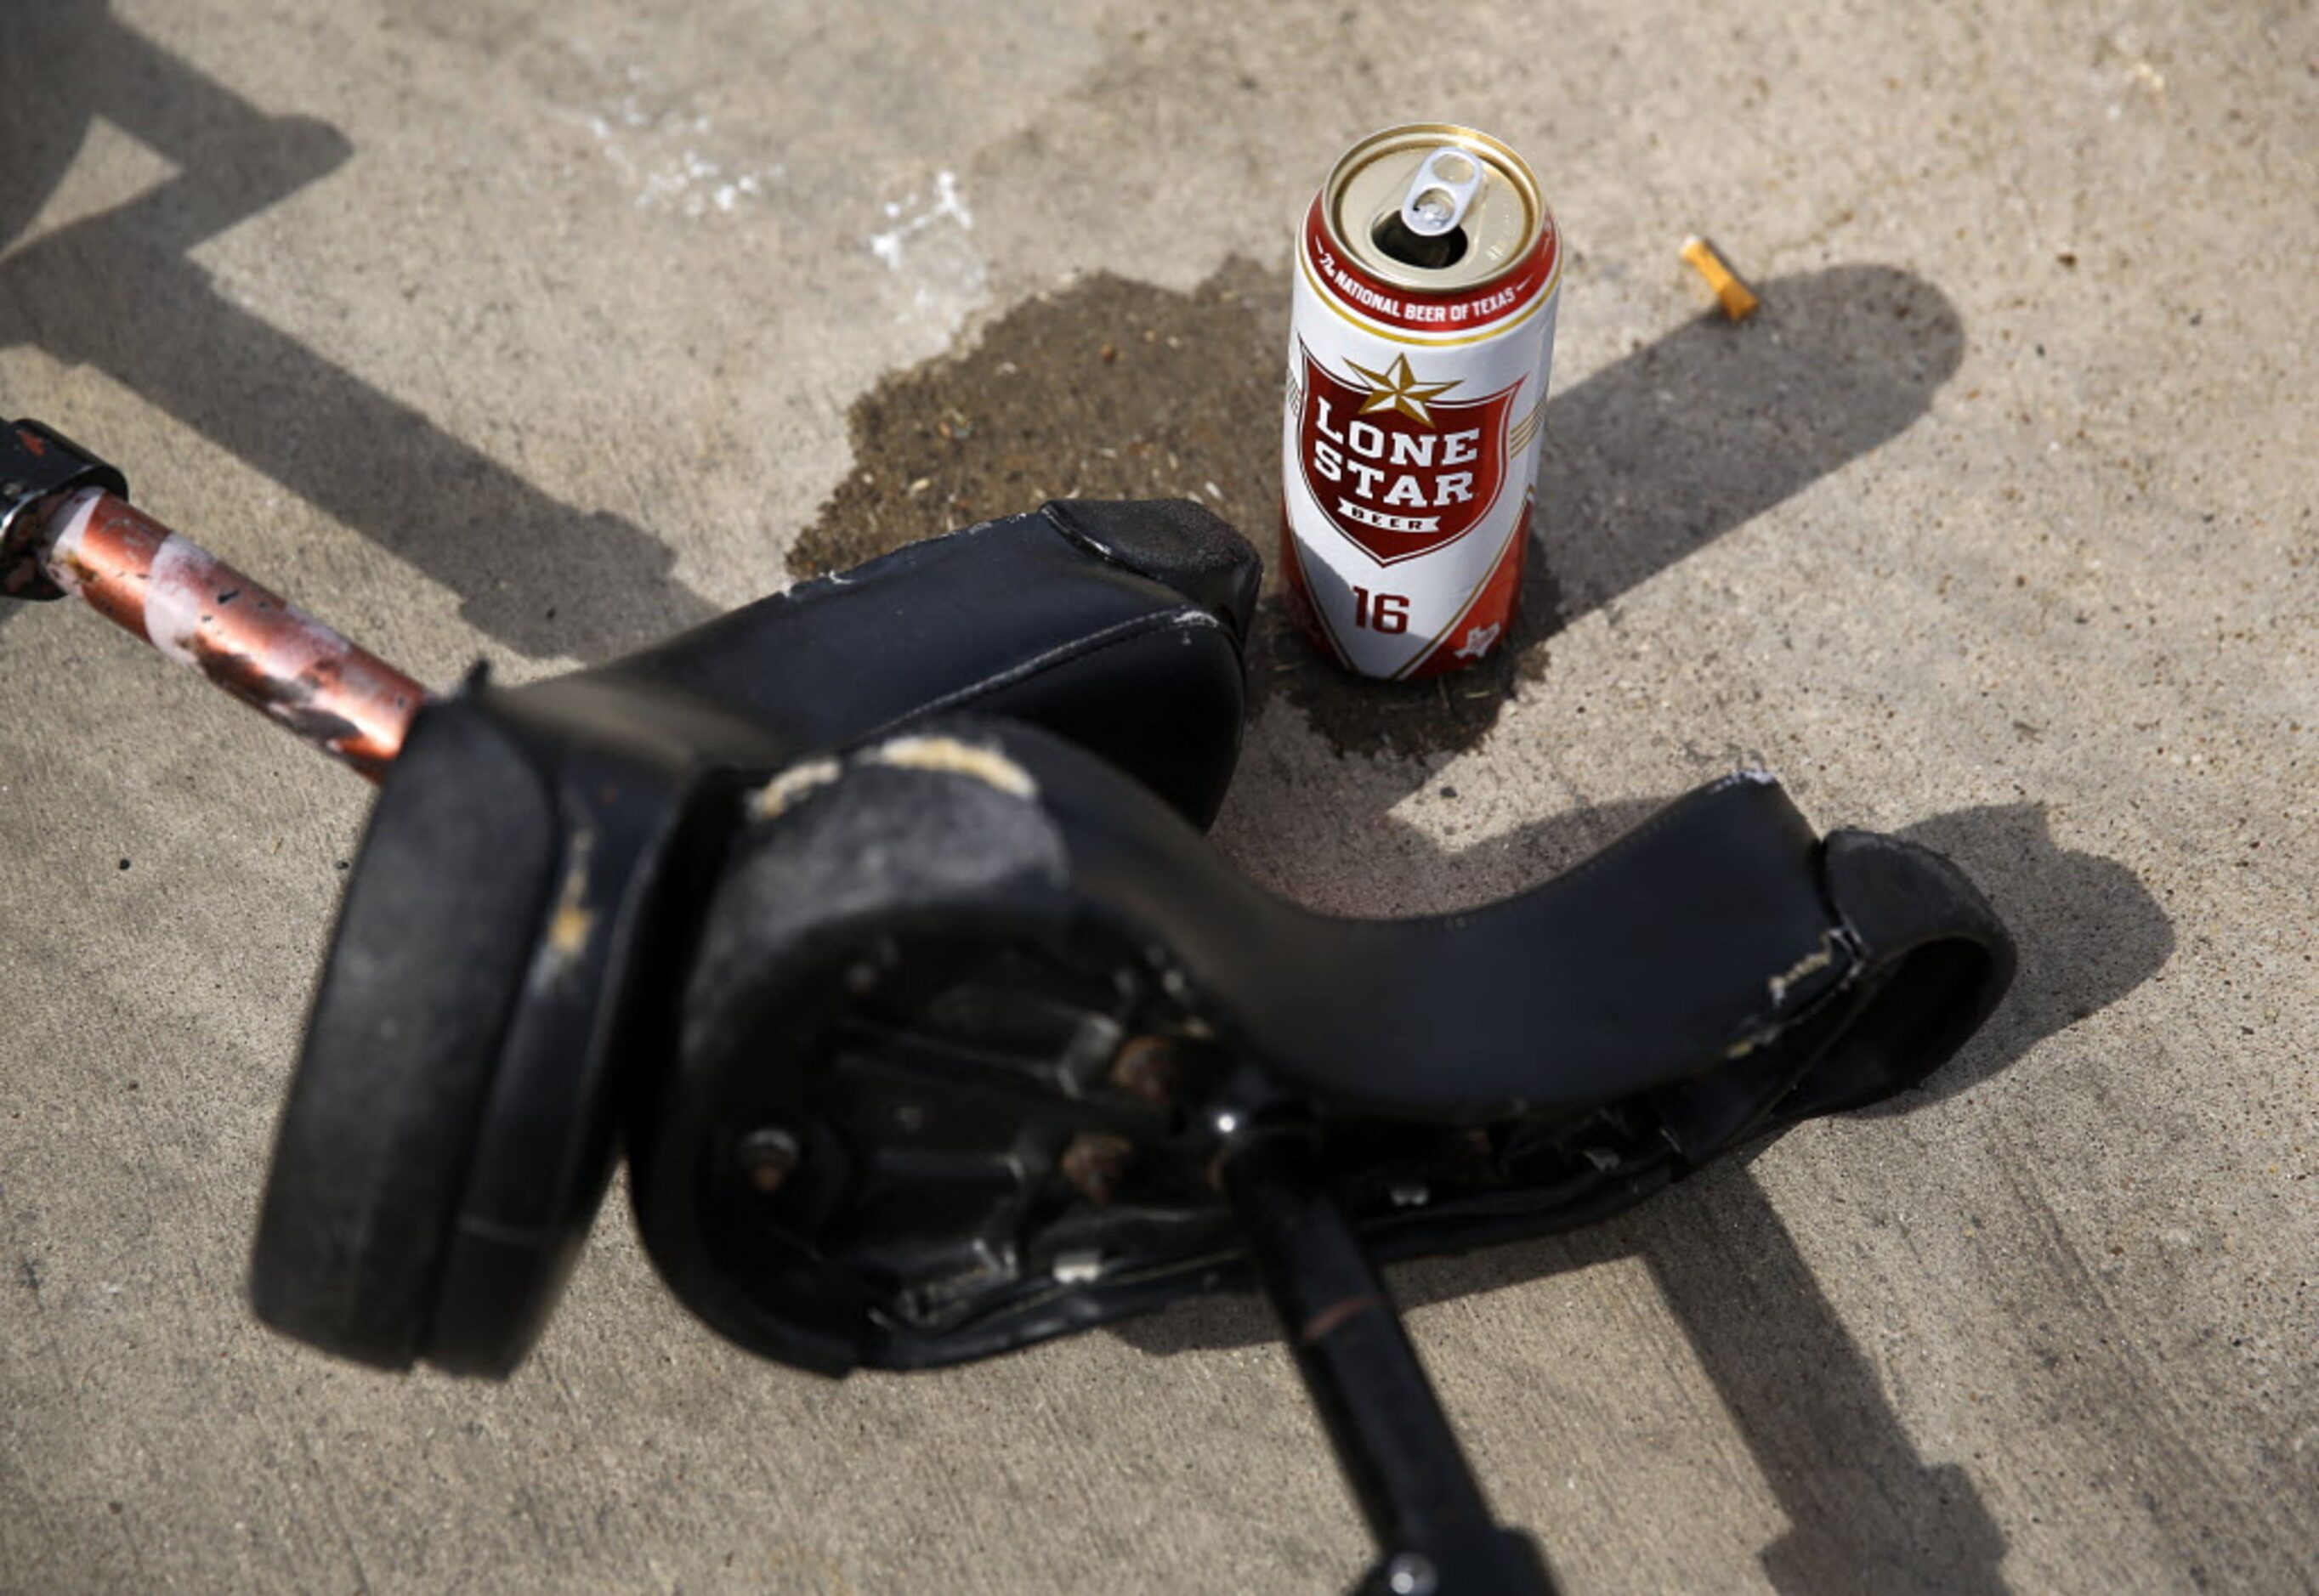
(670, 717, 2013, 1127)
(251, 501, 1261, 1376)
(633, 717, 2015, 1373)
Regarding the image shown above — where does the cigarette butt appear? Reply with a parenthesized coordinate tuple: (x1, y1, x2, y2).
(1681, 235, 1761, 320)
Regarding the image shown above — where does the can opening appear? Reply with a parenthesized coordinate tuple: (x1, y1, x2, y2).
(1370, 212, 1469, 272)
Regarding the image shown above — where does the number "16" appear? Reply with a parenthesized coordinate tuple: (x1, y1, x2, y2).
(1351, 587, 1409, 634)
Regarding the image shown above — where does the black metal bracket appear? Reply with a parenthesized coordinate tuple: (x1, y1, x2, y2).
(1226, 1131, 1559, 1595)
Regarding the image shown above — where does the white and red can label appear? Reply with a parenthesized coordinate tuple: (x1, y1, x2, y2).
(1279, 166, 1560, 679)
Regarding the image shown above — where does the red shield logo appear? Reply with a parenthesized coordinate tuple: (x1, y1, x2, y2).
(1294, 342, 1517, 566)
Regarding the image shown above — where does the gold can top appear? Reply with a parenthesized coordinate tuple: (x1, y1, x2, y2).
(1324, 123, 1546, 295)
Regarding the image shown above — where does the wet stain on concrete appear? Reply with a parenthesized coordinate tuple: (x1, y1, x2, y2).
(791, 259, 1962, 762)
(788, 262, 1282, 574)
(787, 260, 1545, 759)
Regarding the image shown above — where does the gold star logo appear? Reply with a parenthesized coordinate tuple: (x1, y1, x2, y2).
(1343, 354, 1460, 427)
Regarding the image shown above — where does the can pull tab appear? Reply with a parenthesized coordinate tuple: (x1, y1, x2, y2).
(1399, 147, 1482, 238)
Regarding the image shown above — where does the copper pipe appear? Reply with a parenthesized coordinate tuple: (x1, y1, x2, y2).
(32, 488, 423, 780)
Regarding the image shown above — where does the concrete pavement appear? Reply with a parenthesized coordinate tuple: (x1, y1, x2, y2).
(3, 2, 2313, 1591)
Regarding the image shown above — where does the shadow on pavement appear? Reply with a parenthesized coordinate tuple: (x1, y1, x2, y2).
(0, 0, 713, 658)
(1858, 803, 2174, 1114)
(1117, 798, 2172, 1594)
(1258, 261, 1965, 759)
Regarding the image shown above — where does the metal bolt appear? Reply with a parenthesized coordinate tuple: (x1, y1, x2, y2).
(736, 1127, 802, 1195)
(1052, 1248, 1103, 1284)
(1108, 1035, 1179, 1106)
(1383, 1553, 1437, 1596)
(1060, 1131, 1133, 1205)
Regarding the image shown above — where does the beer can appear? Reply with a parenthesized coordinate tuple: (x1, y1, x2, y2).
(1279, 124, 1561, 679)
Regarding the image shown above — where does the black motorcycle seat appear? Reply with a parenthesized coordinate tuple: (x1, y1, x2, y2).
(678, 716, 2015, 1127)
(252, 501, 1261, 1375)
(522, 496, 1260, 823)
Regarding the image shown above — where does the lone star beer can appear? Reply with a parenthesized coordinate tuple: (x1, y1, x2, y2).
(1279, 124, 1560, 678)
